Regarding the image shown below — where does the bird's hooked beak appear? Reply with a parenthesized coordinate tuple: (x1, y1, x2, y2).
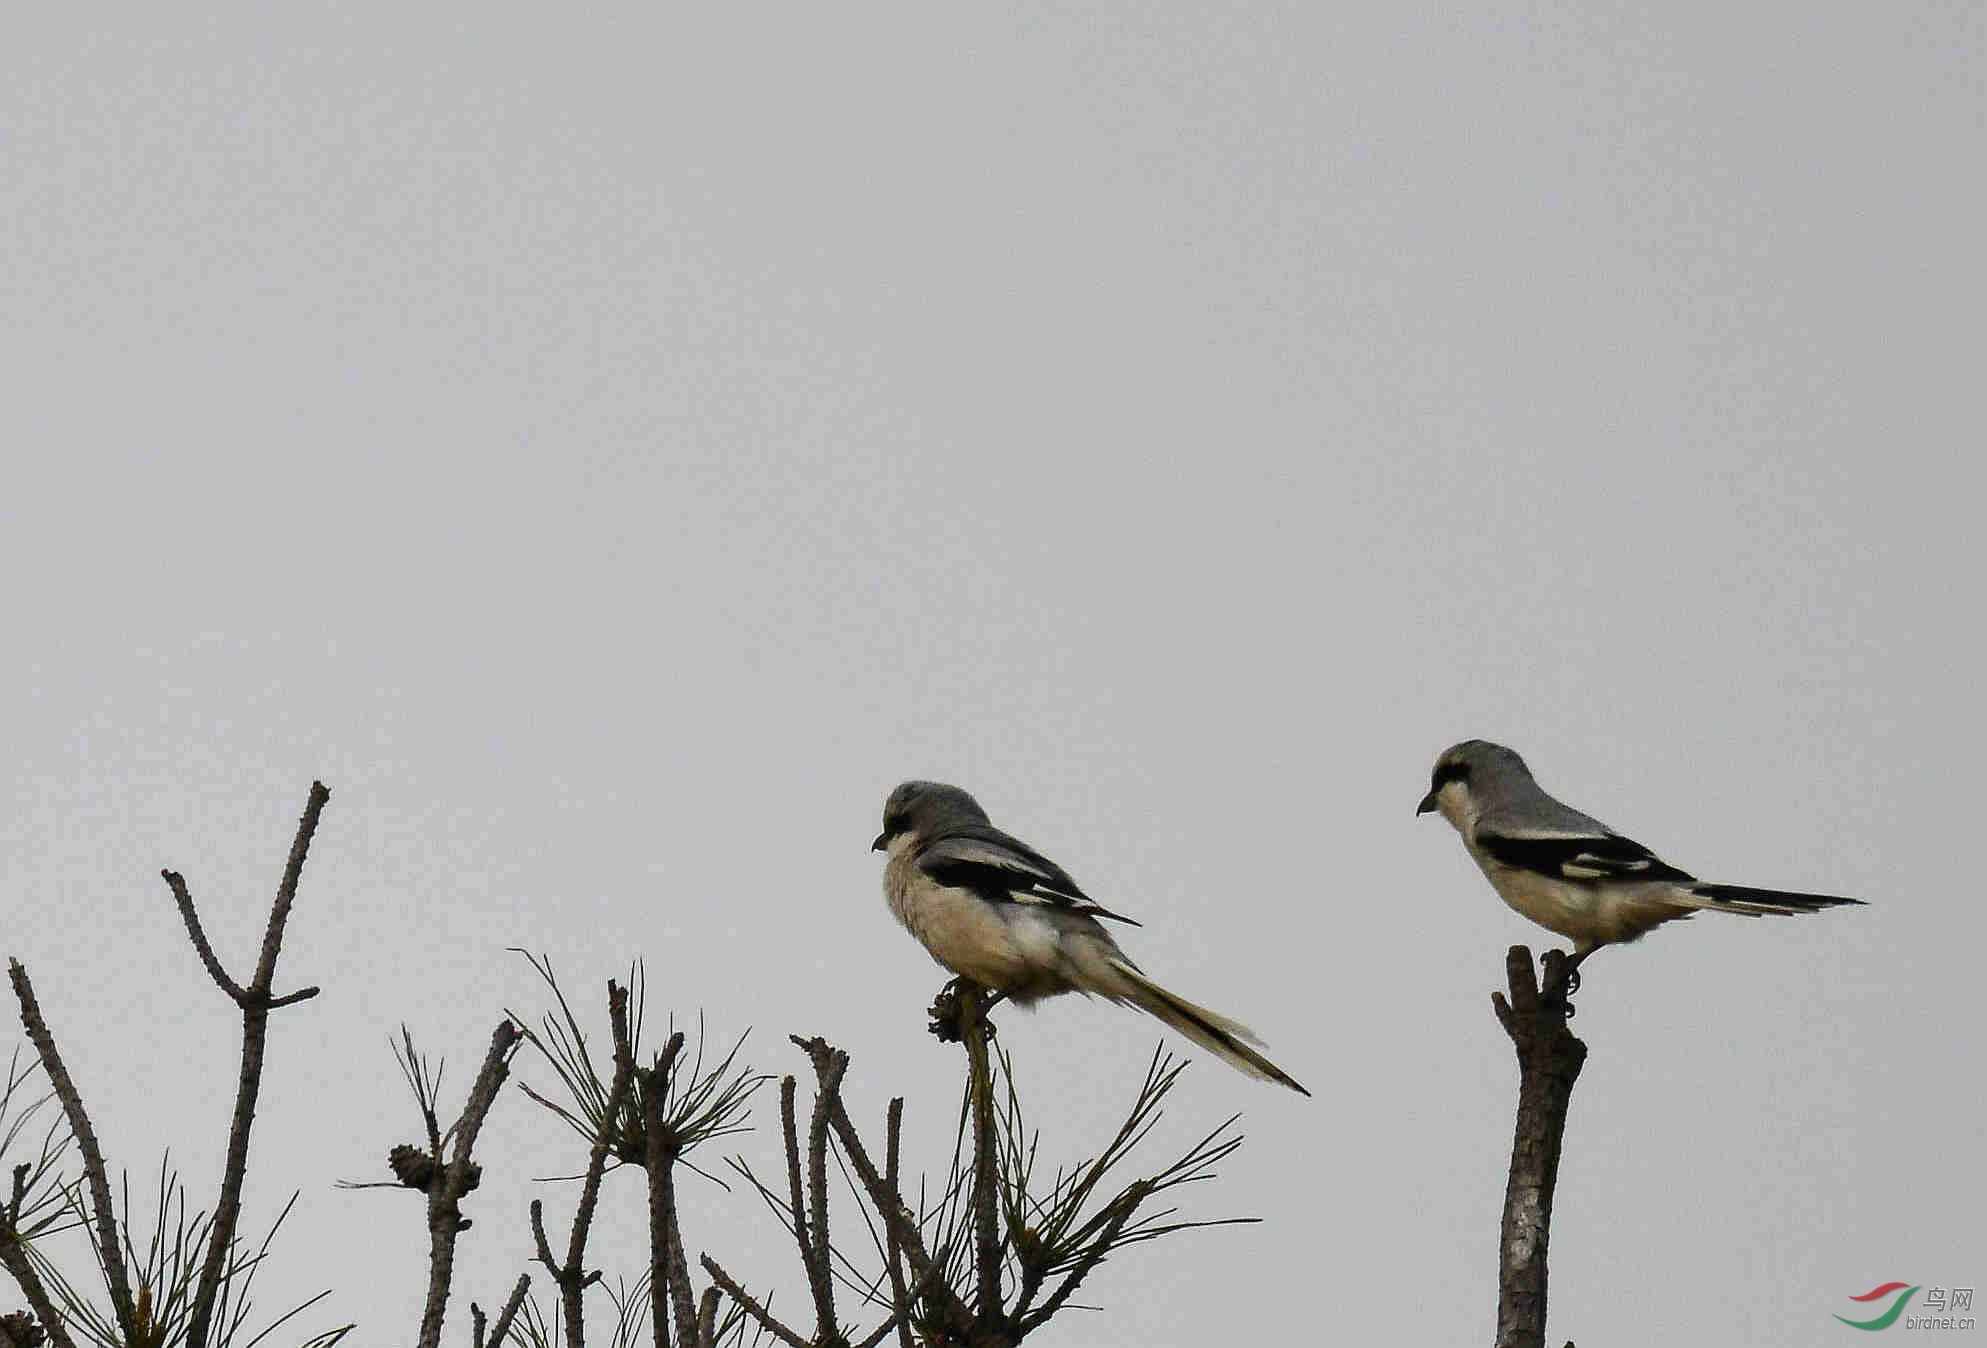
(1415, 790, 1439, 816)
(871, 831, 890, 851)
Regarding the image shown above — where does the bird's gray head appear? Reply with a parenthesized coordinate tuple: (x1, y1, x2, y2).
(1416, 740, 1533, 819)
(872, 780, 991, 851)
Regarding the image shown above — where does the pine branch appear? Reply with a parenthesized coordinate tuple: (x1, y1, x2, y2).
(1490, 946, 1587, 1348)
(166, 780, 332, 1348)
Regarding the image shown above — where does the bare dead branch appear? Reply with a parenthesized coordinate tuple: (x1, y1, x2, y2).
(0, 1068, 73, 1348)
(486, 1273, 531, 1348)
(529, 1199, 556, 1278)
(640, 1033, 693, 1348)
(0, 1238, 74, 1348)
(449, 1025, 521, 1193)
(8, 959, 139, 1345)
(804, 1051, 848, 1340)
(162, 870, 247, 1002)
(695, 1285, 721, 1346)
(245, 782, 332, 997)
(794, 1036, 978, 1343)
(534, 982, 635, 1348)
(698, 1255, 811, 1348)
(957, 987, 1002, 1331)
(777, 1078, 811, 1310)
(1490, 946, 1586, 1348)
(265, 987, 322, 1009)
(566, 988, 634, 1277)
(416, 1019, 522, 1348)
(658, 1129, 698, 1347)
(879, 1097, 913, 1348)
(182, 779, 332, 1348)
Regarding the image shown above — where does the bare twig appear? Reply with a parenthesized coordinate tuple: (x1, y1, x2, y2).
(8, 959, 139, 1345)
(416, 1020, 522, 1348)
(736, 1049, 942, 1348)
(879, 1097, 913, 1348)
(528, 1199, 556, 1278)
(803, 1051, 848, 1341)
(0, 1241, 74, 1348)
(698, 1255, 810, 1348)
(0, 1057, 74, 1348)
(264, 988, 321, 1010)
(639, 1033, 691, 1348)
(1490, 946, 1586, 1348)
(162, 871, 247, 1002)
(795, 1037, 977, 1343)
(777, 1079, 811, 1313)
(658, 1117, 699, 1347)
(957, 987, 1002, 1330)
(567, 990, 635, 1275)
(695, 1285, 721, 1346)
(532, 983, 635, 1348)
(486, 1273, 531, 1348)
(178, 780, 332, 1348)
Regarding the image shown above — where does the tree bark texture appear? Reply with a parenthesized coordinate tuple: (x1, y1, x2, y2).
(1492, 946, 1585, 1348)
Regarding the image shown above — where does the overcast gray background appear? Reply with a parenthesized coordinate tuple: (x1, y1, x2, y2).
(4, 3, 1982, 1344)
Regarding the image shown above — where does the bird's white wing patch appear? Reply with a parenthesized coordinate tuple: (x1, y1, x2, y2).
(1476, 827, 1693, 886)
(1562, 852, 1655, 879)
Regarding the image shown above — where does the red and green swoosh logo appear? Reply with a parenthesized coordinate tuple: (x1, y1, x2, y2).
(1835, 1283, 1920, 1331)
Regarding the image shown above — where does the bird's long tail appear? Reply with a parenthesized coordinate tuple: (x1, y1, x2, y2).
(1678, 883, 1866, 917)
(1107, 958, 1309, 1096)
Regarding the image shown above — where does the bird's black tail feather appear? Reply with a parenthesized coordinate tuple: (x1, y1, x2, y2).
(1690, 884, 1865, 913)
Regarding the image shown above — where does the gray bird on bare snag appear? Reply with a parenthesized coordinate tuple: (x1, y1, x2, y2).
(873, 781, 1309, 1095)
(1418, 739, 1864, 988)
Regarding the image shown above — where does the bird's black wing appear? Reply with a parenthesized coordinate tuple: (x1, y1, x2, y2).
(917, 827, 1142, 924)
(1474, 828, 1698, 885)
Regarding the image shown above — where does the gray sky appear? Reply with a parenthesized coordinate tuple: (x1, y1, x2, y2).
(3, 3, 1981, 1344)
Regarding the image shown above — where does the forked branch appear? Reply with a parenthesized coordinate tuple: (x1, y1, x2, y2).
(166, 781, 332, 1348)
(408, 1020, 522, 1348)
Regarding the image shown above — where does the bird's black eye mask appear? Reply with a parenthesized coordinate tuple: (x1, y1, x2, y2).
(1430, 761, 1471, 793)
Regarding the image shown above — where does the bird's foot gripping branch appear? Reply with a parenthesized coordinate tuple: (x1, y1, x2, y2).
(927, 977, 1006, 1043)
